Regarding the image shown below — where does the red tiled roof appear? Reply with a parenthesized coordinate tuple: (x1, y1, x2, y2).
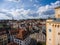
(9, 30, 19, 35)
(16, 29, 28, 40)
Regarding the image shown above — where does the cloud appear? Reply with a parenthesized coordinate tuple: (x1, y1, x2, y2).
(0, 13, 11, 20)
(37, 5, 54, 15)
(30, 0, 33, 2)
(0, 8, 40, 19)
(51, 1, 60, 8)
(5, 0, 21, 2)
(35, 0, 39, 3)
(37, 1, 60, 18)
(0, 0, 60, 20)
(0, 8, 33, 20)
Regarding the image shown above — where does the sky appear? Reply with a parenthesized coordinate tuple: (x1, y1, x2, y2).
(0, 0, 60, 20)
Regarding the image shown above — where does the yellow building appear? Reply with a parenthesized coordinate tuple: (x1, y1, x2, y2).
(0, 30, 8, 45)
(46, 6, 60, 45)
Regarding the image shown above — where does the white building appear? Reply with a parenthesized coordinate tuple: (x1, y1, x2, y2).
(14, 36, 31, 45)
(9, 29, 31, 45)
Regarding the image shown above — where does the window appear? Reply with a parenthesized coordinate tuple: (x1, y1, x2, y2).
(20, 41, 21, 43)
(57, 25, 59, 28)
(49, 29, 51, 32)
(58, 43, 60, 45)
(4, 37, 7, 40)
(17, 40, 19, 43)
(20, 44, 22, 45)
(0, 39, 3, 42)
(52, 24, 54, 26)
(49, 39, 51, 41)
(55, 25, 56, 27)
(58, 14, 60, 18)
(15, 39, 17, 42)
(58, 33, 60, 35)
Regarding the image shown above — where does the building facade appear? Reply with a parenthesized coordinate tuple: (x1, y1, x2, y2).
(0, 30, 8, 45)
(46, 6, 60, 45)
(14, 36, 31, 45)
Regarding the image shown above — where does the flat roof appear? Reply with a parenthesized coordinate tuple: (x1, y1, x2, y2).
(55, 6, 60, 9)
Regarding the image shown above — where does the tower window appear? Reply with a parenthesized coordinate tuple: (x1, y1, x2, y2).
(57, 25, 59, 28)
(58, 14, 60, 18)
(55, 25, 56, 27)
(49, 29, 51, 32)
(49, 39, 51, 41)
(58, 33, 60, 35)
(52, 24, 54, 26)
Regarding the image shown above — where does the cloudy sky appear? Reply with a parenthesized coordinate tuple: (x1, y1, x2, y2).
(0, 0, 60, 20)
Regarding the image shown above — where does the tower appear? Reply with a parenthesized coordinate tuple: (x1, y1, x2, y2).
(46, 6, 60, 45)
(55, 6, 60, 18)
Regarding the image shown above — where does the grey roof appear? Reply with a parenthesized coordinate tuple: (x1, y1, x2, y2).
(55, 6, 60, 9)
(53, 18, 60, 22)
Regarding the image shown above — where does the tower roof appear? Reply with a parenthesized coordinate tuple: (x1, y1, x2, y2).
(55, 6, 60, 9)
